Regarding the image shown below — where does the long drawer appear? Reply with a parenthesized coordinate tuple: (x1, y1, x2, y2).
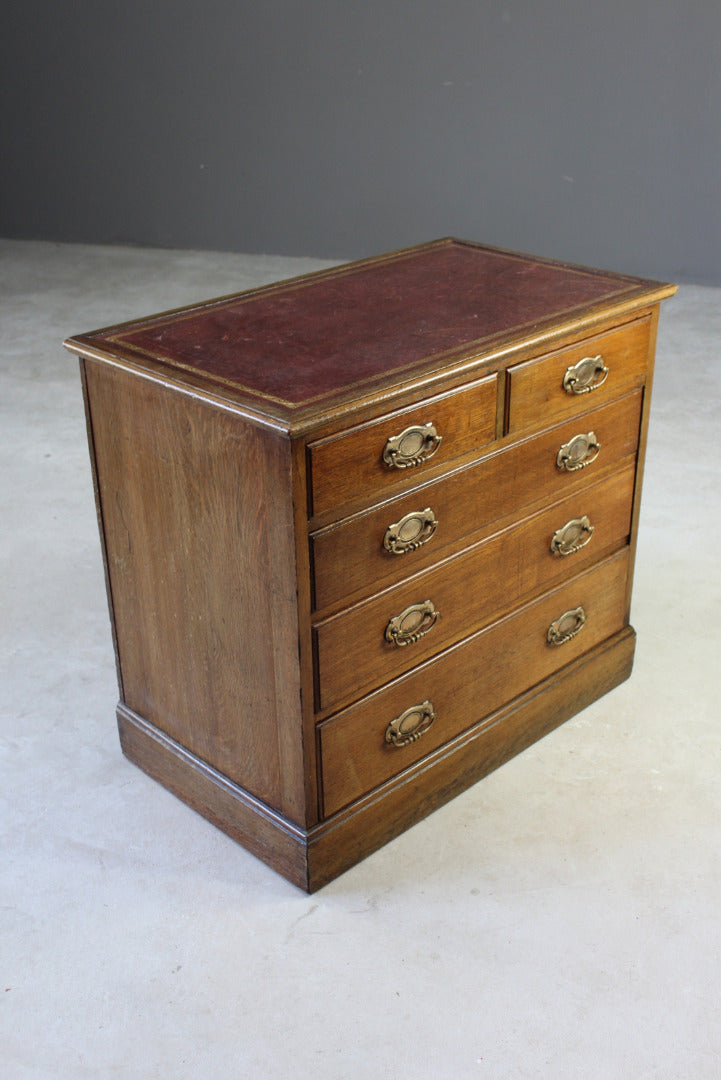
(307, 374, 498, 518)
(314, 466, 635, 711)
(319, 549, 630, 816)
(311, 389, 643, 612)
(505, 316, 650, 434)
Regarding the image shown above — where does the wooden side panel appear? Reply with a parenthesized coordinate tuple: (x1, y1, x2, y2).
(83, 361, 306, 820)
(624, 305, 662, 622)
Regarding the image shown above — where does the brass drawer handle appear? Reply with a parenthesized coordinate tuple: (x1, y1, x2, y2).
(550, 515, 594, 556)
(547, 605, 586, 646)
(556, 431, 600, 472)
(563, 354, 609, 395)
(382, 422, 442, 469)
(383, 507, 438, 555)
(385, 700, 436, 748)
(385, 599, 439, 648)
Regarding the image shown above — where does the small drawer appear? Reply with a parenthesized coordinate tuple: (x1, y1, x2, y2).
(506, 317, 650, 434)
(319, 549, 631, 816)
(313, 465, 635, 711)
(308, 374, 498, 519)
(311, 390, 642, 611)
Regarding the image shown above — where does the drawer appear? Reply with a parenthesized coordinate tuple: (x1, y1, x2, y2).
(506, 317, 650, 434)
(308, 374, 498, 518)
(319, 549, 631, 816)
(314, 465, 635, 711)
(311, 389, 643, 611)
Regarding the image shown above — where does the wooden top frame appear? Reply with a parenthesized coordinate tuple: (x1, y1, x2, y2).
(65, 237, 676, 434)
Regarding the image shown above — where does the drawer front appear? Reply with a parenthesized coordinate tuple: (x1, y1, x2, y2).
(308, 374, 498, 518)
(319, 549, 630, 817)
(506, 317, 650, 434)
(311, 389, 643, 611)
(314, 466, 635, 711)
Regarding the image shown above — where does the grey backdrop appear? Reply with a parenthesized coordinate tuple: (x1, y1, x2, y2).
(2, 2, 719, 283)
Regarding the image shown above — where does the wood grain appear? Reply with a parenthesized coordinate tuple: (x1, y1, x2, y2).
(69, 238, 675, 890)
(116, 624, 635, 893)
(311, 391, 643, 613)
(314, 468, 635, 711)
(307, 626, 636, 891)
(505, 315, 651, 433)
(84, 360, 305, 819)
(319, 549, 631, 815)
(117, 703, 311, 890)
(308, 374, 497, 518)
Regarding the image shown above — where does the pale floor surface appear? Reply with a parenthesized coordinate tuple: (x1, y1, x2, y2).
(2, 239, 720, 1079)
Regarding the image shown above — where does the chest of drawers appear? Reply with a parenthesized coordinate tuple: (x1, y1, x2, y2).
(65, 238, 675, 891)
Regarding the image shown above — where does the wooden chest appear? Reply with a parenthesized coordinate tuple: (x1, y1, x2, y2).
(65, 239, 676, 891)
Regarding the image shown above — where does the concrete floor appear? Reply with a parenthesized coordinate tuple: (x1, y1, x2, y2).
(2, 239, 720, 1079)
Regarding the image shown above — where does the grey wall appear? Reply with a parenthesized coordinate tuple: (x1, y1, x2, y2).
(2, 2, 719, 283)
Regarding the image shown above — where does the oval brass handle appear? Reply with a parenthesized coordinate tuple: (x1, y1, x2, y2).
(563, 354, 609, 395)
(556, 431, 600, 472)
(547, 605, 587, 646)
(550, 515, 594, 556)
(385, 599, 439, 648)
(383, 507, 438, 555)
(382, 422, 442, 469)
(385, 700, 436, 748)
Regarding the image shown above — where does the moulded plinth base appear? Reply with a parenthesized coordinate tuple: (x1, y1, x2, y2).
(117, 626, 636, 892)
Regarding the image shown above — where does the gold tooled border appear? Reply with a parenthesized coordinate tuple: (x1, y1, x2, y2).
(87, 238, 666, 412)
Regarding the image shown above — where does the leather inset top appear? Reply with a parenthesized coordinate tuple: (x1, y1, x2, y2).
(94, 240, 646, 408)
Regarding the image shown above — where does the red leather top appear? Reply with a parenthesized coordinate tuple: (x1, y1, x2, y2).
(96, 240, 645, 408)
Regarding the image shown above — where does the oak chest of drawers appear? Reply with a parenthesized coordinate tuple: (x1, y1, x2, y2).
(65, 238, 676, 891)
